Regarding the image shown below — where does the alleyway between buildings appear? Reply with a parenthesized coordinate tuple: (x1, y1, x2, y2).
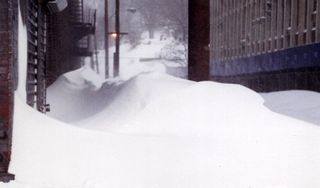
(2, 35, 320, 188)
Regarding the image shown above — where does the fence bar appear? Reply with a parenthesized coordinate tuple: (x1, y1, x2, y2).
(290, 0, 298, 47)
(316, 0, 320, 42)
(277, 0, 284, 50)
(297, 0, 306, 45)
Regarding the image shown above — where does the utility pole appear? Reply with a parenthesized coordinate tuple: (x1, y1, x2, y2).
(105, 0, 109, 78)
(114, 0, 120, 77)
(188, 0, 210, 81)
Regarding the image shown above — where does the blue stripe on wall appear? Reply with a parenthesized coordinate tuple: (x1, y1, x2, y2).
(210, 43, 320, 76)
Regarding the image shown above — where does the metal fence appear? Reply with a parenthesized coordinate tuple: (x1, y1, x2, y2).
(211, 0, 320, 60)
(210, 0, 320, 92)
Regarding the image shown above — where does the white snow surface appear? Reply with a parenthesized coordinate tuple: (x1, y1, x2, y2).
(4, 65, 320, 187)
(96, 32, 186, 80)
(4, 14, 320, 187)
(261, 90, 320, 126)
(16, 4, 27, 102)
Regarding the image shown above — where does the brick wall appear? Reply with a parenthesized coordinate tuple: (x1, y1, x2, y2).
(0, 0, 16, 182)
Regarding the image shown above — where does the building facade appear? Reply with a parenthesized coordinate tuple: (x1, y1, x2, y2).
(46, 0, 96, 85)
(210, 0, 320, 92)
(0, 0, 96, 181)
(0, 0, 18, 182)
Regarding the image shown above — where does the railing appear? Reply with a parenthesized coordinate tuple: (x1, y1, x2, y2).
(84, 9, 96, 28)
(69, 0, 84, 23)
(72, 7, 96, 57)
(211, 0, 320, 62)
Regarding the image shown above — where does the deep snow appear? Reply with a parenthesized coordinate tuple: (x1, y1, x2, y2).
(4, 69, 320, 188)
(261, 90, 320, 126)
(2, 9, 320, 188)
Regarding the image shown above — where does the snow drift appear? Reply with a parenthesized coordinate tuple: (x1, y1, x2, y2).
(262, 90, 320, 125)
(3, 67, 320, 188)
(5, 12, 320, 187)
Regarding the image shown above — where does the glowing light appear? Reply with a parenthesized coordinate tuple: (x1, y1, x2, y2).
(110, 33, 117, 38)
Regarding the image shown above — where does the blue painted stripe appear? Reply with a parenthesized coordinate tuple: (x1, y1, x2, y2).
(210, 42, 320, 76)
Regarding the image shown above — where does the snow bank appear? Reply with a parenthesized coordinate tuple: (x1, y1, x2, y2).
(261, 90, 320, 126)
(48, 69, 192, 126)
(5, 16, 320, 187)
(42, 69, 320, 188)
(47, 67, 107, 122)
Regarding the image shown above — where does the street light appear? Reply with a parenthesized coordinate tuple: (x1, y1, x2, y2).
(113, 1, 136, 77)
(114, 0, 120, 77)
(110, 32, 117, 38)
(108, 32, 128, 38)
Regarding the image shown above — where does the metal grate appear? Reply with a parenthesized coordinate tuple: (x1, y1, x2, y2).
(26, 0, 50, 112)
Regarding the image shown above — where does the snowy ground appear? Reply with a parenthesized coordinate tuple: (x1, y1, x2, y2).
(261, 91, 320, 126)
(89, 32, 187, 80)
(4, 67, 320, 188)
(3, 21, 320, 187)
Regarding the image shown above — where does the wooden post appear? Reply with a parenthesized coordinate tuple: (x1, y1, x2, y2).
(211, 0, 218, 61)
(105, 0, 109, 78)
(306, 0, 313, 44)
(265, 0, 271, 51)
(271, 0, 277, 51)
(230, 0, 234, 58)
(259, 0, 265, 53)
(243, 0, 248, 56)
(290, 0, 298, 47)
(283, 0, 291, 48)
(188, 0, 210, 81)
(232, 0, 236, 58)
(260, 0, 266, 53)
(256, 0, 261, 54)
(237, 0, 242, 57)
(114, 0, 120, 77)
(241, 0, 244, 56)
(252, 0, 257, 54)
(217, 0, 222, 61)
(298, 0, 306, 45)
(248, 0, 252, 55)
(277, 0, 284, 50)
(226, 0, 230, 59)
(210, 0, 213, 62)
(215, 1, 219, 61)
(316, 0, 320, 42)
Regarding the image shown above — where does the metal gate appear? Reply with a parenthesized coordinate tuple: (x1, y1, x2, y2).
(26, 0, 49, 112)
(0, 0, 17, 182)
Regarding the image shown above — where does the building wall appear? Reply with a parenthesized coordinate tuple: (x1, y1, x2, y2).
(210, 0, 320, 92)
(47, 0, 95, 86)
(0, 0, 17, 182)
(46, 7, 77, 85)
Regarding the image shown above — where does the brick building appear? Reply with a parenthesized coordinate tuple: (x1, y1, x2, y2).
(0, 0, 18, 182)
(0, 0, 96, 181)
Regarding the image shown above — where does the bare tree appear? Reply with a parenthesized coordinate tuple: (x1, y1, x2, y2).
(160, 0, 188, 42)
(132, 0, 163, 39)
